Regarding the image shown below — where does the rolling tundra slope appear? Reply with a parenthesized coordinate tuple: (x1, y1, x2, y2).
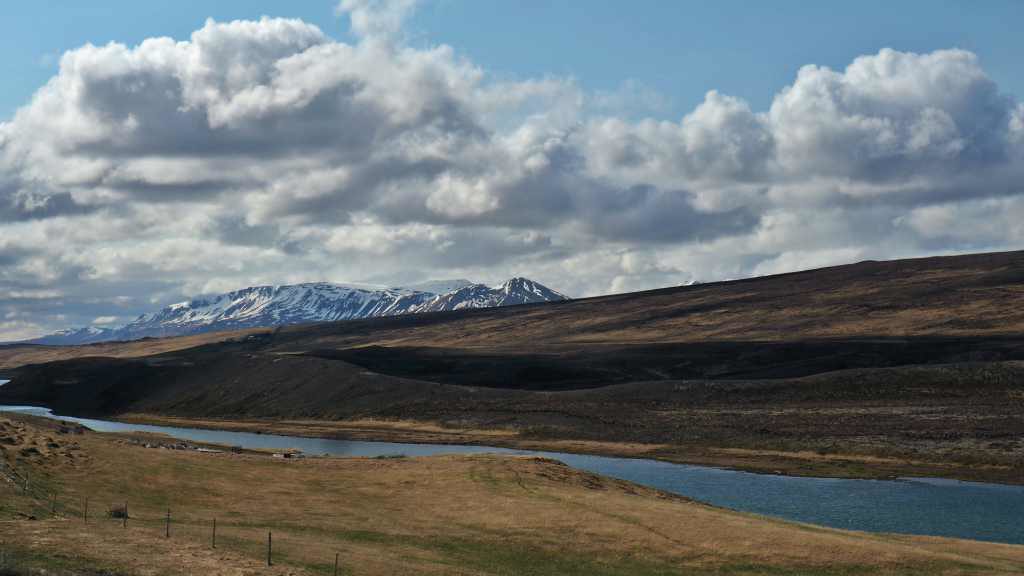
(264, 249, 1024, 351)
(3, 250, 1024, 482)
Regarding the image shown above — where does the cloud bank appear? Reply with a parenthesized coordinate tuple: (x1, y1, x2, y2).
(1, 2, 1022, 339)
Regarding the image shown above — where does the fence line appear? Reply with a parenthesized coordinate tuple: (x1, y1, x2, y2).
(1, 457, 348, 574)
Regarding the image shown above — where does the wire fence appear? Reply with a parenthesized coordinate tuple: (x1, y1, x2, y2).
(0, 458, 347, 575)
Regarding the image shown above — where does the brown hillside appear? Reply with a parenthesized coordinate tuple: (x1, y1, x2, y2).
(267, 250, 1024, 351)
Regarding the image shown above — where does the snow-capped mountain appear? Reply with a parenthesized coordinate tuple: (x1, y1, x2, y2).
(115, 283, 436, 340)
(27, 278, 567, 345)
(27, 326, 117, 346)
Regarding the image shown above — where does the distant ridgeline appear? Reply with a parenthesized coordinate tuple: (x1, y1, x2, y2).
(28, 278, 567, 345)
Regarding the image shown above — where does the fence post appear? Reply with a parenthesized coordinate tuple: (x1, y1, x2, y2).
(123, 502, 127, 528)
(165, 509, 170, 538)
(51, 493, 56, 515)
(84, 498, 88, 524)
(334, 552, 339, 576)
(267, 531, 272, 566)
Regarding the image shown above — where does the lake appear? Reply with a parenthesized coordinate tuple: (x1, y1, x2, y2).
(2, 404, 1022, 545)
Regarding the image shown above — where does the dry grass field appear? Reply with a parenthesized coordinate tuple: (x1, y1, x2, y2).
(3, 414, 1024, 576)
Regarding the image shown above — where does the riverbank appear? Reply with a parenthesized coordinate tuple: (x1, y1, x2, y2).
(3, 412, 1024, 575)
(114, 413, 1024, 486)
(6, 345, 1022, 489)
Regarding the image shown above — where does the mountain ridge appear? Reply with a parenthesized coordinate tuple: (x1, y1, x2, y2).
(27, 277, 567, 346)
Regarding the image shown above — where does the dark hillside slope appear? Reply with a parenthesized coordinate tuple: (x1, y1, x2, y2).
(2, 348, 486, 419)
(3, 346, 1023, 482)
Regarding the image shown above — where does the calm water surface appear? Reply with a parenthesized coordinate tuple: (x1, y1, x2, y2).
(2, 404, 1022, 545)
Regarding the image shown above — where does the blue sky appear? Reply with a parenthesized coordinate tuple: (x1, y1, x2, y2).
(3, 0, 1022, 121)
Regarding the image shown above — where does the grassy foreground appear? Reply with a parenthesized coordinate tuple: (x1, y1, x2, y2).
(2, 414, 1024, 576)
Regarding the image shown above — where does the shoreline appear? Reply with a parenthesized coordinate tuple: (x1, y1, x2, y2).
(110, 412, 1024, 486)
(5, 411, 1023, 575)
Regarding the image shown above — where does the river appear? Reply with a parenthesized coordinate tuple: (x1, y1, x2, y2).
(2, 404, 1022, 545)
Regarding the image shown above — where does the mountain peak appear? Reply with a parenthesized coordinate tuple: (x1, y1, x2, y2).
(495, 277, 568, 300)
(421, 277, 568, 312)
(498, 276, 530, 287)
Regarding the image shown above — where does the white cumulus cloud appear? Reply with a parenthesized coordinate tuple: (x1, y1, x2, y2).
(1, 4, 1022, 340)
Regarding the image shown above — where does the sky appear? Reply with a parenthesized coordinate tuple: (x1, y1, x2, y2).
(1, 0, 1024, 340)
(3, 1, 1024, 120)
